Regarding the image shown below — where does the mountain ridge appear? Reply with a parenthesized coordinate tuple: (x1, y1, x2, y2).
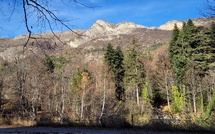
(0, 18, 214, 61)
(13, 17, 215, 40)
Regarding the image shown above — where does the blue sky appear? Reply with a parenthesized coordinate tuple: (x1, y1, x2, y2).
(0, 0, 205, 38)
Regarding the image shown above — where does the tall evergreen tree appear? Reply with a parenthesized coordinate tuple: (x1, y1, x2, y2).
(123, 40, 145, 107)
(169, 24, 180, 59)
(189, 26, 211, 77)
(104, 44, 124, 100)
(208, 22, 215, 68)
(187, 22, 215, 77)
(104, 44, 115, 70)
(169, 23, 187, 85)
(113, 46, 125, 100)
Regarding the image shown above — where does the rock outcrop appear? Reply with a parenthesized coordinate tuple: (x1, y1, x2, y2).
(85, 20, 147, 38)
(68, 20, 149, 47)
(159, 20, 184, 30)
(159, 18, 215, 30)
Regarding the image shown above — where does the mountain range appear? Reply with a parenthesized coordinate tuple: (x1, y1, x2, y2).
(0, 17, 214, 61)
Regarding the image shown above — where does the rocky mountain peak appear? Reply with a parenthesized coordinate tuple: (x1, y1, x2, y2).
(86, 20, 115, 37)
(84, 20, 146, 38)
(159, 20, 183, 30)
(93, 20, 145, 30)
(94, 20, 114, 28)
(69, 20, 148, 47)
(117, 21, 146, 29)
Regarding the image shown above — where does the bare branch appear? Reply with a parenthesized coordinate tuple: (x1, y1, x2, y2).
(22, 0, 33, 47)
(29, 0, 72, 30)
(7, 0, 17, 21)
(201, 0, 215, 17)
(1, 0, 96, 56)
(20, 0, 88, 48)
(73, 0, 97, 9)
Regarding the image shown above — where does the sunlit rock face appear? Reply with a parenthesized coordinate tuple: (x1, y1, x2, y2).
(159, 20, 184, 30)
(83, 20, 146, 41)
(85, 20, 146, 38)
(159, 18, 215, 30)
(68, 20, 149, 47)
(193, 18, 215, 27)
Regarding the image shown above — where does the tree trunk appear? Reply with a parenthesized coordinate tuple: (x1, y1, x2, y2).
(191, 65, 197, 113)
(136, 84, 140, 107)
(192, 90, 197, 113)
(60, 86, 65, 124)
(80, 87, 85, 121)
(60, 71, 66, 124)
(199, 83, 204, 114)
(99, 70, 106, 122)
(135, 67, 140, 107)
(81, 93, 84, 120)
(164, 70, 170, 109)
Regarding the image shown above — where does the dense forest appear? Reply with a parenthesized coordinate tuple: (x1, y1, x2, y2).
(0, 19, 214, 131)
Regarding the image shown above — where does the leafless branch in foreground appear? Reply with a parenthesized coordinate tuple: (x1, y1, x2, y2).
(201, 0, 215, 17)
(0, 0, 96, 49)
(21, 0, 96, 47)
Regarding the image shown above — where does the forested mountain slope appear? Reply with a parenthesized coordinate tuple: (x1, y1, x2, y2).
(0, 18, 214, 132)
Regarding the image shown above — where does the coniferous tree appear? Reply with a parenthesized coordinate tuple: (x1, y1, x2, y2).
(169, 19, 215, 114)
(104, 44, 124, 100)
(113, 46, 125, 101)
(208, 22, 215, 68)
(123, 40, 145, 107)
(169, 24, 180, 59)
(189, 26, 211, 77)
(169, 23, 187, 85)
(104, 44, 115, 71)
